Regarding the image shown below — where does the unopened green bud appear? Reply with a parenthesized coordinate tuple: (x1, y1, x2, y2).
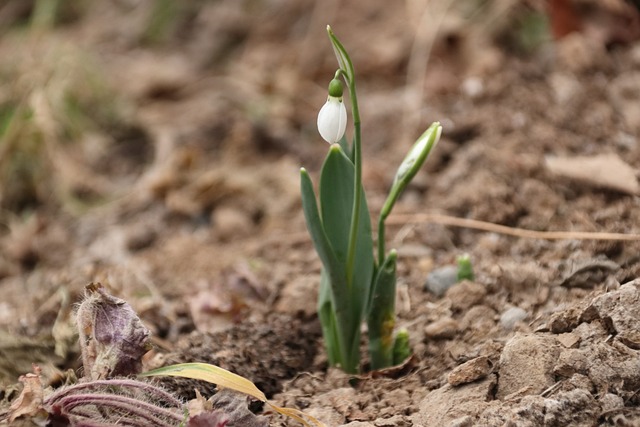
(380, 122, 442, 220)
(393, 122, 442, 187)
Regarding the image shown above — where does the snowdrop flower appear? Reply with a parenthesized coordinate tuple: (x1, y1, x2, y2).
(317, 78, 347, 143)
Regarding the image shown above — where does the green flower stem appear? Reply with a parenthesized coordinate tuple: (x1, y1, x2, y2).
(346, 81, 362, 284)
(377, 216, 386, 267)
(328, 26, 363, 285)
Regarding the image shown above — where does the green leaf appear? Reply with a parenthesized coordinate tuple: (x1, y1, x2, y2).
(319, 145, 374, 313)
(318, 146, 374, 373)
(337, 133, 351, 160)
(300, 168, 347, 304)
(327, 26, 354, 84)
(301, 167, 360, 372)
(367, 250, 397, 370)
(317, 269, 341, 366)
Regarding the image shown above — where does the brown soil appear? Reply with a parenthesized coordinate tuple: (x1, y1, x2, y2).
(2, 1, 640, 426)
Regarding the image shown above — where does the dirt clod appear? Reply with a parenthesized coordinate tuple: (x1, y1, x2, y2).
(448, 356, 492, 386)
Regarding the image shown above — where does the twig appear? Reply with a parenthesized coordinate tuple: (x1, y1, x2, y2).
(387, 213, 640, 241)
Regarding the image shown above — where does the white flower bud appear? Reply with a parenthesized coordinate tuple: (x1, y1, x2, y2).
(317, 95, 347, 144)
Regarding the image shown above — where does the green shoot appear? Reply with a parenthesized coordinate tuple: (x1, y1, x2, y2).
(300, 26, 442, 373)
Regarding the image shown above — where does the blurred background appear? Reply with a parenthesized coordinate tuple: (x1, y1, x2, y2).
(1, 0, 637, 216)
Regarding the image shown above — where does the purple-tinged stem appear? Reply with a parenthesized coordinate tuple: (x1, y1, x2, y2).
(45, 379, 183, 408)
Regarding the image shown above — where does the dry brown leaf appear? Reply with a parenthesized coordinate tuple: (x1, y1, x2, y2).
(8, 365, 45, 423)
(545, 153, 639, 195)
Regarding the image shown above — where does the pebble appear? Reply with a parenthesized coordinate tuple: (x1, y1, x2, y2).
(424, 317, 458, 339)
(556, 332, 580, 349)
(448, 356, 492, 386)
(500, 307, 527, 330)
(599, 393, 624, 413)
(496, 334, 559, 399)
(424, 265, 458, 297)
(460, 305, 496, 334)
(211, 206, 253, 241)
(446, 281, 487, 311)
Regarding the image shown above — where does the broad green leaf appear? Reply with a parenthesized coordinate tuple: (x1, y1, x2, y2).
(318, 145, 374, 373)
(337, 133, 351, 160)
(317, 269, 341, 366)
(301, 167, 358, 372)
(367, 250, 397, 370)
(300, 168, 348, 304)
(319, 145, 374, 309)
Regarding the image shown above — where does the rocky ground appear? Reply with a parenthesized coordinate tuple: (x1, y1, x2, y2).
(1, 1, 640, 426)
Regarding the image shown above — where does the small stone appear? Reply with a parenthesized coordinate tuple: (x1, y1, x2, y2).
(460, 305, 496, 335)
(211, 206, 253, 241)
(461, 77, 483, 98)
(410, 377, 496, 426)
(599, 393, 624, 413)
(556, 332, 580, 349)
(496, 334, 560, 399)
(274, 275, 317, 317)
(448, 356, 492, 386)
(554, 349, 588, 378)
(424, 265, 458, 297)
(446, 281, 487, 311)
(549, 72, 580, 104)
(373, 415, 408, 427)
(500, 307, 528, 330)
(448, 415, 474, 427)
(609, 72, 640, 134)
(125, 225, 157, 251)
(425, 317, 458, 339)
(581, 279, 640, 348)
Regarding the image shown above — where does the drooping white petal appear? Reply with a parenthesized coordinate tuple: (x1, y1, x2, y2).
(317, 96, 347, 144)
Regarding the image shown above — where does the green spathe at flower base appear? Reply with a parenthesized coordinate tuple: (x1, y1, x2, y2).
(300, 25, 441, 373)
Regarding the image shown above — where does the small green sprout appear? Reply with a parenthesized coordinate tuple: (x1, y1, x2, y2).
(457, 253, 475, 281)
(300, 26, 442, 373)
